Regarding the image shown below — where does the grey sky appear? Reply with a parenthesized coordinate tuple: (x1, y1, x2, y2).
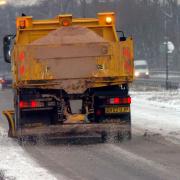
(6, 0, 180, 7)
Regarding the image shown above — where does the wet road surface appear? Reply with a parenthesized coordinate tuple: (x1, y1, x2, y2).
(1, 89, 180, 180)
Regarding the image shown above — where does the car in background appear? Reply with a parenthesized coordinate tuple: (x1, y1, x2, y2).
(0, 73, 12, 89)
(134, 60, 149, 78)
(0, 76, 5, 89)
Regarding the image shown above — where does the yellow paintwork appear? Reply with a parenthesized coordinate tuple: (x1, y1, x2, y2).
(12, 12, 134, 88)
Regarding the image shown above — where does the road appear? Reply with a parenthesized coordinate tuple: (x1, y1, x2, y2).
(0, 89, 180, 180)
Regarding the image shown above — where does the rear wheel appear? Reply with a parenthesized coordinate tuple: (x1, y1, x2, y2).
(14, 90, 21, 132)
(101, 131, 108, 143)
(101, 131, 124, 143)
(100, 113, 131, 143)
(119, 113, 132, 140)
(127, 130, 132, 140)
(8, 129, 13, 138)
(114, 131, 124, 143)
(18, 135, 38, 146)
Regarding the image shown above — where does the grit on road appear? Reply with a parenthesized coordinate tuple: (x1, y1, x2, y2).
(0, 89, 180, 180)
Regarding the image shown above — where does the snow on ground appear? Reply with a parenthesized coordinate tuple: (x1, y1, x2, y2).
(150, 74, 180, 79)
(131, 89, 180, 140)
(0, 128, 60, 180)
(1, 89, 180, 179)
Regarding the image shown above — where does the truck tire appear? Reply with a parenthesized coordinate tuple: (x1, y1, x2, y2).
(101, 131, 108, 143)
(101, 131, 124, 143)
(120, 113, 132, 140)
(14, 90, 21, 131)
(18, 135, 38, 146)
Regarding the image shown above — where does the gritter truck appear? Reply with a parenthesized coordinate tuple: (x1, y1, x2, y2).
(3, 12, 134, 142)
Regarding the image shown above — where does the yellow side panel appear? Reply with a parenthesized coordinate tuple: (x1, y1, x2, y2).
(95, 37, 134, 79)
(119, 37, 134, 78)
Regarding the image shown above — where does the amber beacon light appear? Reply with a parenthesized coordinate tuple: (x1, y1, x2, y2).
(106, 16, 112, 24)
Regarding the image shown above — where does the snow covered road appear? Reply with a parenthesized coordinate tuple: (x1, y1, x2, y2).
(0, 128, 59, 180)
(0, 89, 180, 180)
(131, 90, 180, 141)
(0, 90, 60, 180)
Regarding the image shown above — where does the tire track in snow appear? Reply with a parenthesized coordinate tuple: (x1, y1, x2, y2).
(106, 144, 180, 180)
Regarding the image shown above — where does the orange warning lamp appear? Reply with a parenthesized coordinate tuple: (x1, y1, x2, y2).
(98, 12, 115, 25)
(58, 14, 72, 26)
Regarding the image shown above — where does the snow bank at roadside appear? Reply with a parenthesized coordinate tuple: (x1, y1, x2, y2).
(131, 89, 180, 111)
(0, 128, 58, 180)
(130, 89, 180, 137)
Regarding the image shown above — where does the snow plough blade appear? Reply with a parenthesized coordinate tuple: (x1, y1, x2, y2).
(2, 110, 15, 138)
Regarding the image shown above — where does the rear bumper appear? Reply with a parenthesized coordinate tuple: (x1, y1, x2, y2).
(16, 122, 131, 137)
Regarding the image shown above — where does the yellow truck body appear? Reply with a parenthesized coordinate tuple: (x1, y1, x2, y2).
(13, 12, 134, 92)
(3, 12, 134, 142)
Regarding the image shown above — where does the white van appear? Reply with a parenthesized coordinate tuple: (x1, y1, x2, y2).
(134, 60, 149, 78)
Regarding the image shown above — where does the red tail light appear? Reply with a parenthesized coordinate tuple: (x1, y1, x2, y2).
(127, 97, 131, 104)
(19, 101, 29, 108)
(122, 97, 131, 104)
(19, 100, 44, 109)
(31, 101, 37, 108)
(108, 97, 131, 105)
(114, 97, 120, 104)
(109, 97, 120, 104)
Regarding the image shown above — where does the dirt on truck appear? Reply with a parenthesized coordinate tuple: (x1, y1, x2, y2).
(3, 12, 134, 143)
(22, 26, 110, 93)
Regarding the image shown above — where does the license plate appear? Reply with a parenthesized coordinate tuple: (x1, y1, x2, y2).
(105, 106, 130, 114)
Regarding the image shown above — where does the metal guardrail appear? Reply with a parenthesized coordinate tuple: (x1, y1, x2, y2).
(134, 78, 180, 89)
(150, 70, 180, 76)
(134, 69, 180, 89)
